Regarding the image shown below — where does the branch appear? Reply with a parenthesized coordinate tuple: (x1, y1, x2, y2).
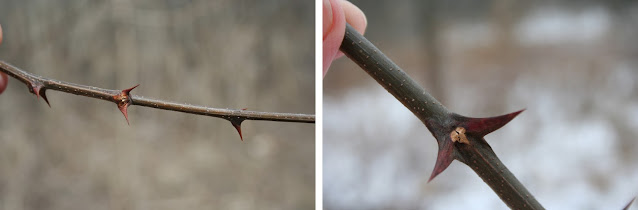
(339, 23, 543, 209)
(0, 60, 314, 140)
(624, 197, 636, 210)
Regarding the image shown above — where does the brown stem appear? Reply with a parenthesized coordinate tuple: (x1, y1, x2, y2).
(0, 60, 314, 139)
(339, 23, 543, 209)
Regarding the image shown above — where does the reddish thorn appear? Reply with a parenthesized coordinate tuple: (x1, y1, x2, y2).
(114, 84, 138, 125)
(230, 119, 245, 141)
(460, 109, 525, 137)
(122, 84, 139, 95)
(30, 83, 50, 107)
(30, 83, 41, 98)
(118, 104, 130, 125)
(429, 138, 455, 182)
(241, 108, 247, 111)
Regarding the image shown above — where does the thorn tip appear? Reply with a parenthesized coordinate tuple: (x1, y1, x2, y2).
(118, 104, 130, 125)
(40, 89, 50, 107)
(123, 84, 139, 94)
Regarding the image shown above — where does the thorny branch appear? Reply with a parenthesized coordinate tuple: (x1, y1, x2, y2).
(0, 60, 314, 141)
(339, 23, 544, 209)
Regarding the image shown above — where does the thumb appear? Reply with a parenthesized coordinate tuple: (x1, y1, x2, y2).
(323, 0, 346, 76)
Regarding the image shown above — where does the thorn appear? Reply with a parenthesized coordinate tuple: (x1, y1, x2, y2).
(230, 118, 245, 141)
(30, 83, 50, 107)
(118, 104, 130, 125)
(241, 108, 247, 111)
(114, 84, 138, 125)
(624, 196, 636, 210)
(429, 138, 455, 182)
(122, 84, 139, 95)
(460, 109, 525, 137)
(39, 88, 50, 107)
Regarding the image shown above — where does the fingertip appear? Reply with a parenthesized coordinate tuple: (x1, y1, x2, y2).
(340, 0, 367, 35)
(0, 24, 5, 94)
(0, 72, 7, 95)
(322, 0, 346, 76)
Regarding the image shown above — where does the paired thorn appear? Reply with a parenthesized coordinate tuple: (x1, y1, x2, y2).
(29, 82, 50, 107)
(114, 84, 139, 125)
(230, 118, 246, 141)
(429, 109, 525, 182)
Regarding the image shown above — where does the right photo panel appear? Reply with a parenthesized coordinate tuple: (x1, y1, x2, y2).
(323, 0, 638, 209)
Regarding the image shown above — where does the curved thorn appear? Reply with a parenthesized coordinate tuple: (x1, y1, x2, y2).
(460, 109, 525, 137)
(230, 118, 245, 141)
(429, 138, 455, 182)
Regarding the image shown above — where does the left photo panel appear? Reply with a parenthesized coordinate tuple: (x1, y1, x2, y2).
(0, 1, 315, 209)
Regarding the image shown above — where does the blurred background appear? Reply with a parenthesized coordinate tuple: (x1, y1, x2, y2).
(0, 1, 313, 210)
(325, 0, 638, 209)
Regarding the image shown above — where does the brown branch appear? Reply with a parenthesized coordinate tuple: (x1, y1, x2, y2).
(340, 23, 543, 209)
(0, 60, 314, 140)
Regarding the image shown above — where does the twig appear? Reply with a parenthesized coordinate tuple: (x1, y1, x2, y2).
(0, 60, 314, 140)
(624, 197, 636, 210)
(339, 23, 543, 209)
